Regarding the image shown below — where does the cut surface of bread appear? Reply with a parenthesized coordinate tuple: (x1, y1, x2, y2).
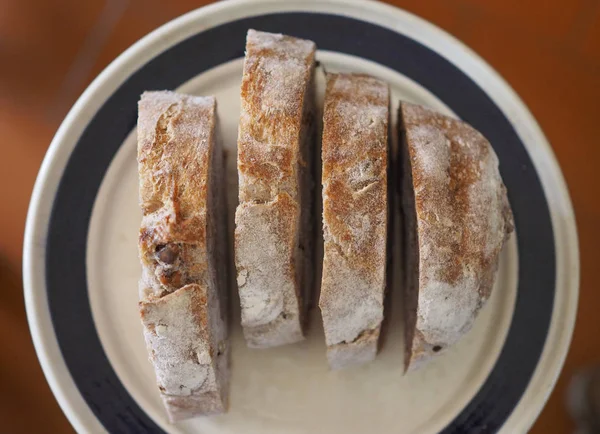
(319, 73, 390, 370)
(235, 30, 317, 348)
(137, 91, 229, 421)
(399, 102, 514, 371)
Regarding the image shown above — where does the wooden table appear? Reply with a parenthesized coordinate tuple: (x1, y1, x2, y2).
(1, 0, 598, 432)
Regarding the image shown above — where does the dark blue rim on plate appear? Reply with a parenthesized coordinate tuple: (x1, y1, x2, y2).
(45, 12, 555, 434)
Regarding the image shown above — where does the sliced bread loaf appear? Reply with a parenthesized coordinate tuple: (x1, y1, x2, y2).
(137, 91, 229, 420)
(399, 102, 514, 371)
(235, 30, 317, 348)
(319, 73, 390, 369)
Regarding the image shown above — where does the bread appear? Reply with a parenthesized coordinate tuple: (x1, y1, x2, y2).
(234, 30, 317, 348)
(399, 102, 514, 371)
(319, 73, 390, 369)
(137, 91, 229, 421)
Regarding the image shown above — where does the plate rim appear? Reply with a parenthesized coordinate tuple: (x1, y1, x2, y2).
(23, 1, 579, 433)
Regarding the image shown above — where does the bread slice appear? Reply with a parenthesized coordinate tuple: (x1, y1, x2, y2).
(137, 91, 229, 421)
(234, 30, 317, 348)
(319, 73, 390, 370)
(399, 102, 514, 371)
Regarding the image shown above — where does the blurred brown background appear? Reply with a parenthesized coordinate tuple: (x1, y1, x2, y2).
(1, 0, 598, 432)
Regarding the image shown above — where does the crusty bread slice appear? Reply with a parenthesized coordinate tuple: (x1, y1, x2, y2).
(319, 73, 390, 370)
(235, 30, 317, 348)
(399, 102, 514, 371)
(137, 91, 229, 420)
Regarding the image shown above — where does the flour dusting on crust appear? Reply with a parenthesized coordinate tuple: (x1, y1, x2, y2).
(400, 102, 513, 370)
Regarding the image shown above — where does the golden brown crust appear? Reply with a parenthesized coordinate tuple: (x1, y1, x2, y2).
(399, 102, 514, 371)
(321, 74, 389, 278)
(237, 30, 316, 203)
(319, 73, 390, 369)
(138, 91, 216, 297)
(235, 30, 317, 347)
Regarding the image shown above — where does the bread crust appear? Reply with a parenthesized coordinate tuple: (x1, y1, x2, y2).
(319, 73, 390, 369)
(138, 91, 229, 420)
(235, 30, 317, 347)
(399, 102, 514, 371)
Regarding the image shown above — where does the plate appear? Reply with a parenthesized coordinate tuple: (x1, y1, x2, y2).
(23, 1, 579, 433)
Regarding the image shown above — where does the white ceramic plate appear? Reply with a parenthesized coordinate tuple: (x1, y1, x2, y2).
(23, 1, 579, 433)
